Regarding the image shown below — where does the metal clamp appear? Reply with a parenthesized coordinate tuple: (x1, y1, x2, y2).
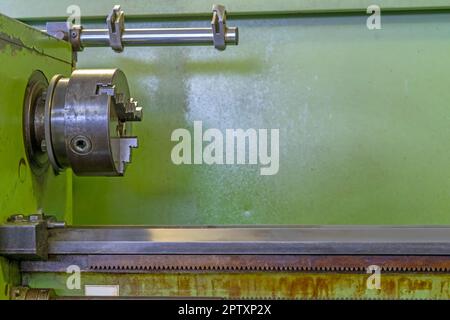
(69, 24, 83, 52)
(7, 212, 65, 229)
(107, 5, 125, 52)
(44, 4, 238, 53)
(211, 4, 227, 51)
(45, 22, 83, 52)
(0, 212, 65, 260)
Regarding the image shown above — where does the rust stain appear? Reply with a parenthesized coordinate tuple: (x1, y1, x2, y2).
(22, 271, 450, 299)
(381, 279, 398, 298)
(439, 280, 450, 296)
(410, 280, 432, 291)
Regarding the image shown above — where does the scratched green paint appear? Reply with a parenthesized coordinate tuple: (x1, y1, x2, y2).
(0, 13, 73, 299)
(22, 272, 450, 299)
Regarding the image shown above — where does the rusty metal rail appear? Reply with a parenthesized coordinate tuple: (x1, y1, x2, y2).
(21, 254, 450, 273)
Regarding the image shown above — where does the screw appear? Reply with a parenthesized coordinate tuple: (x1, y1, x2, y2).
(70, 136, 92, 154)
(8, 214, 25, 223)
(40, 140, 47, 152)
(29, 214, 43, 223)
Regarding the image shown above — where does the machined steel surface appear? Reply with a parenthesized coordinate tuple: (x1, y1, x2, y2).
(0, 217, 48, 259)
(46, 69, 141, 176)
(24, 68, 142, 176)
(3, 225, 450, 259)
(0, 214, 65, 260)
(79, 27, 238, 48)
(46, 226, 450, 255)
(45, 4, 238, 52)
(12, 224, 450, 299)
(22, 71, 50, 175)
(106, 5, 125, 52)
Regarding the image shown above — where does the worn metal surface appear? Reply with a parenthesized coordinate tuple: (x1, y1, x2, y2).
(19, 252, 450, 299)
(0, 213, 66, 259)
(19, 251, 450, 299)
(42, 69, 141, 176)
(0, 219, 48, 259)
(80, 27, 238, 48)
(0, 12, 73, 299)
(44, 226, 450, 255)
(22, 71, 49, 175)
(21, 271, 450, 299)
(20, 254, 450, 273)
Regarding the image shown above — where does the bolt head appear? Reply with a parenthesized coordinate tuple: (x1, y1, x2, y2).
(40, 140, 47, 152)
(8, 214, 25, 223)
(28, 214, 43, 222)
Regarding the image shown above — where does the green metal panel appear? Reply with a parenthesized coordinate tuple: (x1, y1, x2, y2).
(22, 271, 450, 299)
(0, 13, 73, 299)
(68, 12, 450, 225)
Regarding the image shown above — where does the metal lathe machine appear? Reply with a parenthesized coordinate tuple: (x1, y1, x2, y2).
(0, 1, 450, 300)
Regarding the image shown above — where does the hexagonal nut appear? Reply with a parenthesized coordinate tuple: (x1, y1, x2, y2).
(28, 214, 44, 223)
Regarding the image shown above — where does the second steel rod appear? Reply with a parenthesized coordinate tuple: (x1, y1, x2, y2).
(80, 27, 239, 47)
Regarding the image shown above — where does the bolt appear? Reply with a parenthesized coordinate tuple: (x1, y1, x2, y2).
(134, 106, 143, 121)
(8, 214, 25, 223)
(40, 140, 47, 152)
(96, 84, 115, 96)
(115, 93, 125, 104)
(28, 214, 43, 223)
(70, 136, 92, 154)
(13, 288, 22, 298)
(125, 99, 143, 121)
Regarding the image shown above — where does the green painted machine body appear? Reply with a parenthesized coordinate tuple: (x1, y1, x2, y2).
(21, 272, 450, 300)
(0, 0, 450, 299)
(0, 13, 73, 298)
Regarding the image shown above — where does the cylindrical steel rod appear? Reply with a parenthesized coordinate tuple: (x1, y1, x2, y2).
(80, 27, 239, 47)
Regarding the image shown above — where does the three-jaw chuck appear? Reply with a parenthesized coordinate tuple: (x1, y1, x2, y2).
(23, 69, 142, 176)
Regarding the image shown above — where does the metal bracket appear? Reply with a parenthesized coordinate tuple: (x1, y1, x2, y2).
(43, 4, 238, 54)
(45, 22, 83, 52)
(0, 212, 65, 260)
(68, 24, 83, 52)
(107, 5, 125, 52)
(211, 4, 227, 51)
